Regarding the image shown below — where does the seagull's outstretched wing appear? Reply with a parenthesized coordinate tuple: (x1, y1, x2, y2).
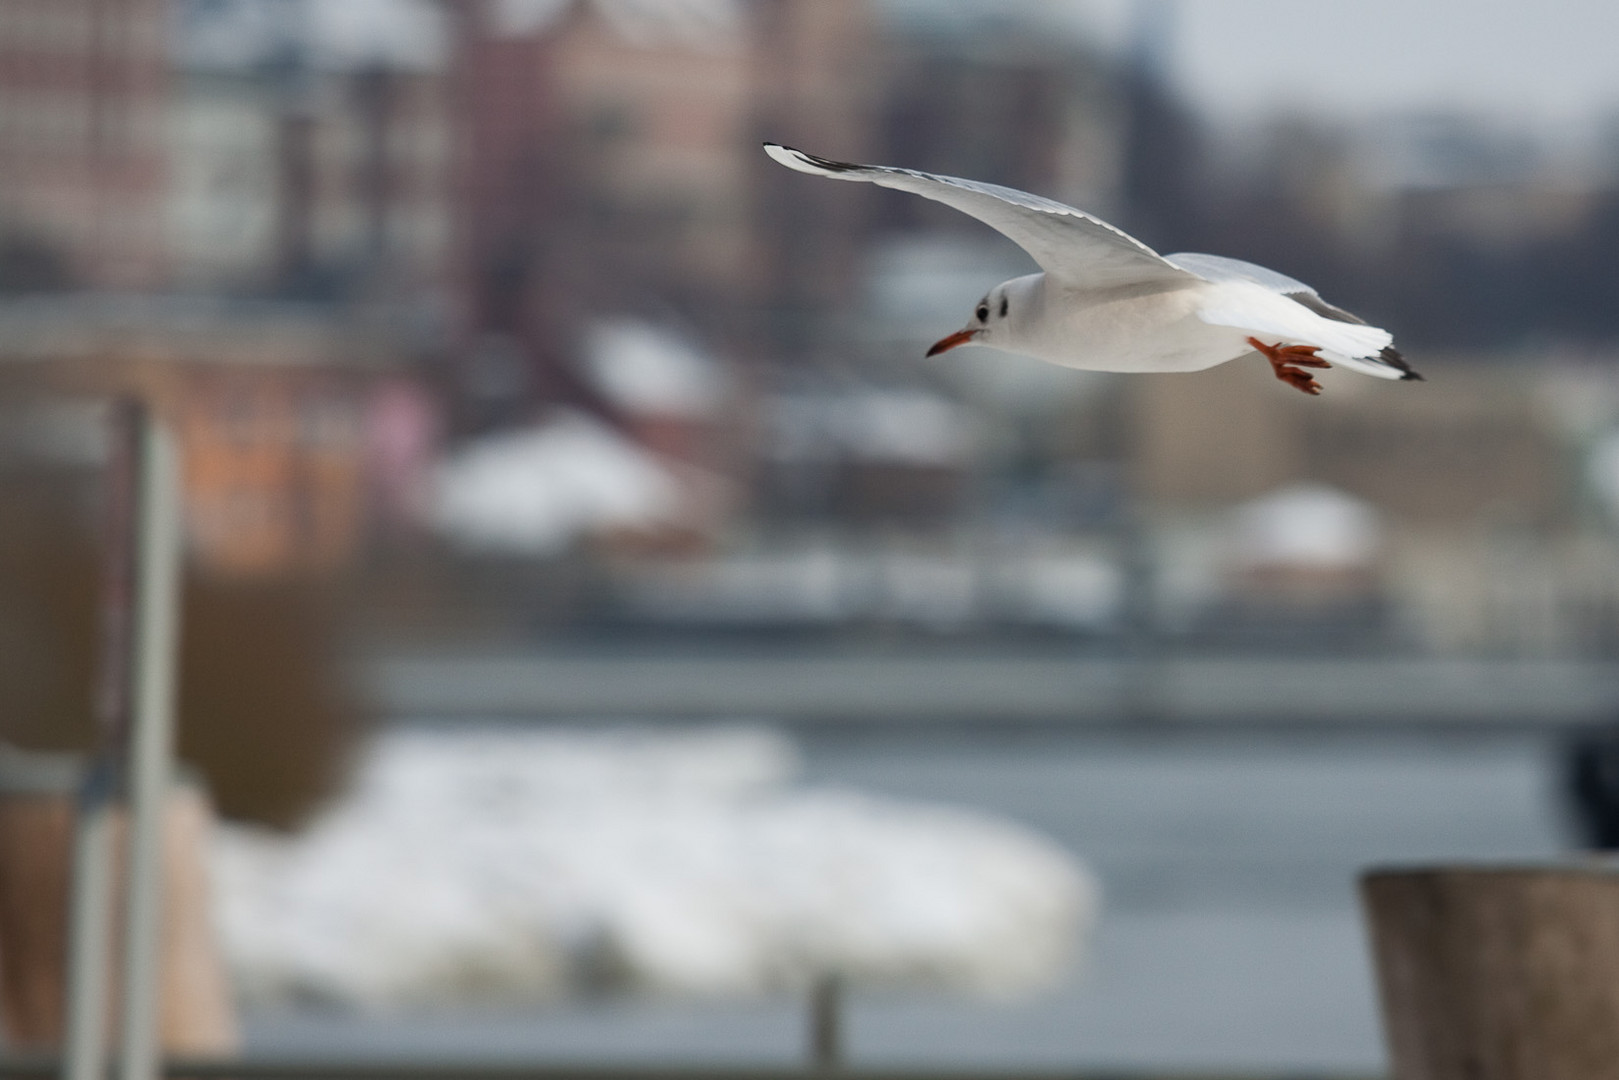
(1169, 251, 1423, 381)
(765, 143, 1196, 291)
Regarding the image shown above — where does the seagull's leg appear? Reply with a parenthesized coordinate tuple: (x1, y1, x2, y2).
(1247, 336, 1331, 396)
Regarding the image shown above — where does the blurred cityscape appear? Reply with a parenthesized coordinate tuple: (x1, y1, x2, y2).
(4, 0, 1619, 1071)
(3, 0, 1619, 656)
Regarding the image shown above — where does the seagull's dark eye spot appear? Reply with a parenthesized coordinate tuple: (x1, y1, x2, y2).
(1000, 295, 1009, 318)
(976, 304, 989, 323)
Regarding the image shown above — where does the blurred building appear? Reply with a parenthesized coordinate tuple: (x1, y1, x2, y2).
(0, 295, 418, 577)
(447, 0, 755, 421)
(446, 0, 880, 430)
(0, 0, 455, 297)
(874, 8, 1120, 232)
(1131, 358, 1566, 526)
(1126, 356, 1619, 655)
(0, 0, 171, 290)
(757, 385, 975, 526)
(170, 0, 454, 296)
(581, 317, 735, 468)
(167, 61, 453, 296)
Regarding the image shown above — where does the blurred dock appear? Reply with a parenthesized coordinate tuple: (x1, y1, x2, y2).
(363, 647, 1619, 731)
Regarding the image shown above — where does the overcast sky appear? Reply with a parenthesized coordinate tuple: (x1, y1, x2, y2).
(1063, 0, 1619, 126)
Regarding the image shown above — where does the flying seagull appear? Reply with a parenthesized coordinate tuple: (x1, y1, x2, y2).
(764, 143, 1420, 395)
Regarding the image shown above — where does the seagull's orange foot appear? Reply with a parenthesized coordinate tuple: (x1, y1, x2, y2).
(1247, 336, 1330, 396)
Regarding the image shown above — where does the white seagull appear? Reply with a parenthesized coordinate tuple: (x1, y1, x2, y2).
(764, 143, 1421, 395)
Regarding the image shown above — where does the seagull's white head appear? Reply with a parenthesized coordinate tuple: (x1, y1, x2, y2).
(926, 275, 1034, 358)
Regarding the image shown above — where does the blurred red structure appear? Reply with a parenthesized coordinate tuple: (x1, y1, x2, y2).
(444, 0, 878, 428)
(0, 0, 170, 290)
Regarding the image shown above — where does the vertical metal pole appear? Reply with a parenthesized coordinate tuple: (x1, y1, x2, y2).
(62, 400, 142, 1080)
(1117, 494, 1160, 724)
(809, 974, 842, 1070)
(118, 416, 183, 1080)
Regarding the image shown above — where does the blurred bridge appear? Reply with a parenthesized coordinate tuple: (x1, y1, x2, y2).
(363, 648, 1619, 731)
(0, 1061, 1377, 1080)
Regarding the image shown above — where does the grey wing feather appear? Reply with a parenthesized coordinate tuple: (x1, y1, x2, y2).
(766, 143, 1196, 290)
(1166, 252, 1315, 295)
(1167, 252, 1367, 324)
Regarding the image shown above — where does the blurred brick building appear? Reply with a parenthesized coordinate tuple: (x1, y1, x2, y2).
(874, 12, 1120, 231)
(170, 0, 454, 297)
(166, 62, 453, 297)
(0, 1, 455, 579)
(446, 0, 879, 430)
(0, 0, 456, 297)
(0, 0, 170, 290)
(0, 295, 417, 578)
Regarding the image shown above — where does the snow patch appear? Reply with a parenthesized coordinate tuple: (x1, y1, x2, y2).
(214, 727, 1096, 1008)
(583, 320, 731, 418)
(431, 411, 681, 556)
(1226, 483, 1383, 570)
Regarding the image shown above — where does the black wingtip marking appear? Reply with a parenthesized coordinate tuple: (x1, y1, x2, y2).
(1352, 344, 1424, 381)
(1380, 345, 1424, 381)
(799, 150, 857, 173)
(765, 142, 857, 172)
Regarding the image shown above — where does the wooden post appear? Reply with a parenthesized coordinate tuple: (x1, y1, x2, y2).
(0, 750, 239, 1054)
(1361, 866, 1619, 1080)
(0, 750, 80, 1045)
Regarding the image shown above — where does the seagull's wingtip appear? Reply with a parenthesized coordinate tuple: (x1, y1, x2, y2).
(763, 142, 811, 171)
(763, 143, 852, 177)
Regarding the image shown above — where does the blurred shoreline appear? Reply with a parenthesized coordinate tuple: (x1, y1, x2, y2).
(359, 639, 1619, 733)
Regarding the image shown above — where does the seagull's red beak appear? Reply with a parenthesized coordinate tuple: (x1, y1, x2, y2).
(926, 328, 978, 357)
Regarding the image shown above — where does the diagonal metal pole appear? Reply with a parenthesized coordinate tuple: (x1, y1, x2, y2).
(61, 399, 184, 1080)
(117, 412, 183, 1080)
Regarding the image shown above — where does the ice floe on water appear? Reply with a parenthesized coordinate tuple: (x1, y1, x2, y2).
(213, 726, 1097, 1009)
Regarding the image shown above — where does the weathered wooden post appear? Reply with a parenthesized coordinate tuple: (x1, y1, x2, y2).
(1362, 865, 1619, 1080)
(0, 751, 238, 1053)
(0, 749, 80, 1045)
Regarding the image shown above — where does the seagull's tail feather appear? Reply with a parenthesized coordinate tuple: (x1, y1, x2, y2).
(763, 143, 860, 178)
(1377, 346, 1424, 381)
(1330, 344, 1424, 382)
(1199, 294, 1419, 383)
